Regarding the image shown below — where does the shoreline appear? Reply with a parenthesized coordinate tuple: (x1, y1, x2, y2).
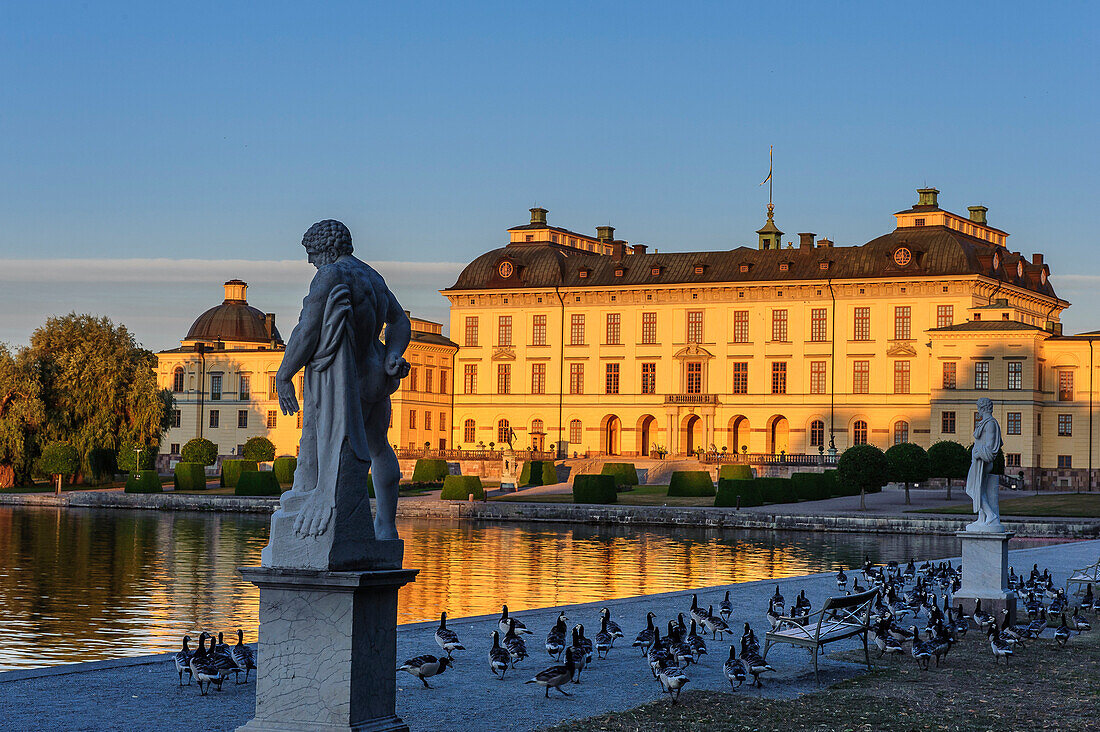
(1, 489, 1098, 538)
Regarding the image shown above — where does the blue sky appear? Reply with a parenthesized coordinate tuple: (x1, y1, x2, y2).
(1, 2, 1097, 349)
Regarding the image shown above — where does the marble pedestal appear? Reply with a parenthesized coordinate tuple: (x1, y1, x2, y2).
(237, 563, 419, 732)
(954, 530, 1017, 625)
(499, 448, 518, 493)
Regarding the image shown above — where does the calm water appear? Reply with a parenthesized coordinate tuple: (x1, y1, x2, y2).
(0, 505, 1046, 670)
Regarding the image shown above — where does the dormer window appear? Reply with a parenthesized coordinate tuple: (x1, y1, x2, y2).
(739, 264, 750, 273)
(578, 269, 589, 279)
(779, 262, 790, 272)
(1017, 261, 1024, 278)
(550, 233, 559, 243)
(914, 218, 925, 226)
(819, 261, 830, 271)
(525, 235, 533, 242)
(694, 265, 704, 275)
(614, 268, 624, 277)
(650, 266, 661, 276)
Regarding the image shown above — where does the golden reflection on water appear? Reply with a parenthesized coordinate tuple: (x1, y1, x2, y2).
(0, 505, 1004, 670)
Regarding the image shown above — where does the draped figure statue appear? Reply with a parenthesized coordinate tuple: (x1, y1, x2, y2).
(965, 397, 1005, 533)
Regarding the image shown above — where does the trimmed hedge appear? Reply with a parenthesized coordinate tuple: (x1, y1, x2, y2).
(718, 464, 753, 482)
(273, 457, 298, 485)
(125, 470, 163, 493)
(573, 474, 618, 504)
(411, 458, 449, 483)
(600, 462, 639, 489)
(367, 472, 374, 498)
(221, 459, 258, 488)
(235, 470, 282, 496)
(440, 474, 484, 501)
(520, 460, 554, 487)
(715, 478, 762, 507)
(752, 477, 797, 504)
(174, 462, 208, 491)
(820, 470, 839, 497)
(667, 471, 716, 497)
(791, 472, 832, 501)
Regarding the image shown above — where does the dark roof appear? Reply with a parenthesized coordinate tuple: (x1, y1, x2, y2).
(185, 301, 282, 345)
(445, 225, 1060, 300)
(413, 331, 458, 349)
(927, 321, 1047, 333)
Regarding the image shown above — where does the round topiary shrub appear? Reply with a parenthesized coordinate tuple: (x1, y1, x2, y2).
(86, 448, 117, 484)
(181, 438, 218, 467)
(600, 462, 639, 489)
(117, 440, 158, 473)
(273, 456, 297, 485)
(573, 474, 618, 504)
(235, 470, 282, 496)
(411, 458, 449, 484)
(718, 464, 753, 482)
(173, 462, 207, 491)
(715, 478, 762, 507)
(125, 470, 163, 493)
(242, 436, 276, 462)
(221, 459, 258, 488)
(667, 471, 716, 497)
(38, 442, 80, 483)
(440, 474, 484, 500)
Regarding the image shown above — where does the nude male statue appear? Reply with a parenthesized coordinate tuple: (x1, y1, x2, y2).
(274, 219, 410, 543)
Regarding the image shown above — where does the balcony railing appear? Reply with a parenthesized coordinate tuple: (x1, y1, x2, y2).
(700, 452, 838, 466)
(395, 447, 558, 461)
(664, 393, 719, 405)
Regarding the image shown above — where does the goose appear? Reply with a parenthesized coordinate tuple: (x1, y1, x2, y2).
(435, 612, 465, 658)
(666, 622, 694, 667)
(658, 666, 690, 703)
(738, 633, 774, 687)
(903, 559, 916, 582)
(794, 590, 812, 615)
(488, 631, 511, 679)
(189, 635, 224, 695)
(988, 627, 1013, 663)
(570, 626, 590, 682)
(740, 623, 760, 657)
(686, 619, 707, 660)
(545, 613, 568, 660)
(689, 594, 708, 627)
(397, 654, 452, 688)
(647, 628, 673, 678)
(499, 605, 531, 635)
(209, 636, 241, 684)
(173, 636, 193, 686)
(1027, 610, 1048, 638)
(1054, 614, 1071, 647)
(526, 646, 575, 697)
(214, 632, 231, 657)
(909, 626, 933, 670)
(723, 645, 747, 689)
(836, 568, 848, 590)
(926, 621, 953, 666)
(632, 612, 657, 656)
(770, 585, 785, 614)
(599, 608, 624, 643)
(594, 615, 614, 659)
(703, 605, 729, 639)
(766, 599, 781, 630)
(971, 599, 994, 633)
(1071, 606, 1091, 632)
(1082, 584, 1094, 610)
(719, 590, 733, 620)
(873, 625, 904, 656)
(1092, 590, 1100, 614)
(503, 619, 529, 667)
(230, 629, 256, 683)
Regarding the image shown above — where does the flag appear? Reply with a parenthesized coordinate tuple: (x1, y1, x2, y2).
(760, 146, 773, 186)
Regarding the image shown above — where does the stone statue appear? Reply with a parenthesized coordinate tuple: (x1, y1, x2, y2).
(260, 220, 411, 570)
(965, 397, 1004, 533)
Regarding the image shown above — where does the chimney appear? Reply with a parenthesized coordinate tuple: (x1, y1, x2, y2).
(968, 206, 988, 225)
(917, 187, 940, 207)
(631, 243, 647, 255)
(817, 237, 834, 248)
(265, 313, 276, 340)
(611, 242, 626, 259)
(596, 225, 615, 243)
(1032, 253, 1044, 266)
(529, 207, 548, 225)
(223, 279, 248, 302)
(798, 232, 815, 250)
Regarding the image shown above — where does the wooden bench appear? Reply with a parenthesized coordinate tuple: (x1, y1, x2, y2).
(762, 588, 879, 683)
(1066, 558, 1100, 596)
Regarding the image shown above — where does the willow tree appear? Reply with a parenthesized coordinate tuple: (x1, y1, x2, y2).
(0, 344, 45, 487)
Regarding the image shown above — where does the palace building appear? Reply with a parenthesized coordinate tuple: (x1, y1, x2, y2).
(155, 279, 456, 465)
(443, 190, 1100, 489)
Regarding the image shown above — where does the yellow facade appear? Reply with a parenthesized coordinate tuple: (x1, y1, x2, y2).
(443, 191, 1100, 487)
(155, 280, 456, 464)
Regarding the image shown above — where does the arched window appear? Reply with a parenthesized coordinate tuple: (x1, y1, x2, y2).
(853, 420, 868, 445)
(893, 420, 909, 445)
(531, 419, 544, 434)
(569, 419, 582, 445)
(497, 419, 511, 445)
(464, 419, 476, 443)
(172, 367, 185, 393)
(810, 420, 825, 448)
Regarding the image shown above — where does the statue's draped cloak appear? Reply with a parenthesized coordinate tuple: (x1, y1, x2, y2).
(965, 415, 1003, 513)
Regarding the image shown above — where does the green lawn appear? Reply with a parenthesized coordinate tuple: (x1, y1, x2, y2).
(911, 493, 1100, 518)
(492, 484, 717, 507)
(0, 478, 170, 494)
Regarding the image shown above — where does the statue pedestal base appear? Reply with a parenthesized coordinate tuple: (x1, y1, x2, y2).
(954, 530, 1016, 625)
(500, 448, 518, 493)
(236, 566, 418, 732)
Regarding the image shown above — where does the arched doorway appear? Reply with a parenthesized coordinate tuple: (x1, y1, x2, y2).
(728, 415, 750, 454)
(767, 415, 789, 454)
(602, 415, 621, 456)
(681, 414, 701, 455)
(637, 415, 656, 456)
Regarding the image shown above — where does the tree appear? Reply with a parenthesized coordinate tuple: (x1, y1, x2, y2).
(181, 437, 218, 466)
(117, 439, 158, 473)
(38, 441, 79, 494)
(885, 442, 930, 505)
(928, 440, 969, 500)
(241, 436, 275, 462)
(0, 344, 45, 486)
(837, 444, 889, 511)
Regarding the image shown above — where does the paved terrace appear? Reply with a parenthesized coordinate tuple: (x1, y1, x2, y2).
(2, 539, 1097, 732)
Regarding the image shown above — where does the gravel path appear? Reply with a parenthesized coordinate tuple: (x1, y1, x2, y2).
(2, 539, 1096, 732)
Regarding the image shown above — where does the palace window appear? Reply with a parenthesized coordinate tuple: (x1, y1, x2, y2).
(733, 311, 749, 343)
(570, 419, 582, 445)
(209, 374, 222, 401)
(894, 420, 909, 445)
(425, 369, 433, 394)
(297, 412, 302, 429)
(1006, 412, 1021, 435)
(1059, 370, 1074, 401)
(642, 312, 657, 344)
(975, 362, 990, 390)
(686, 362, 703, 394)
(238, 410, 248, 428)
(171, 409, 181, 429)
(409, 410, 416, 429)
(170, 443, 180, 455)
(732, 362, 748, 394)
(498, 316, 512, 347)
(606, 313, 621, 345)
(439, 413, 446, 432)
(569, 363, 584, 394)
(942, 411, 956, 434)
(1006, 453, 1021, 468)
(894, 361, 911, 394)
(1008, 362, 1022, 390)
(531, 314, 547, 346)
(937, 305, 954, 328)
(853, 307, 871, 341)
(463, 364, 477, 394)
(464, 317, 479, 347)
(531, 418, 543, 437)
(772, 309, 788, 342)
(172, 367, 185, 393)
(853, 420, 868, 445)
(605, 363, 620, 394)
(266, 410, 277, 429)
(1058, 455, 1073, 469)
(498, 419, 510, 444)
(409, 368, 418, 391)
(771, 362, 787, 395)
(497, 363, 511, 395)
(570, 314, 585, 345)
(942, 362, 957, 389)
(853, 361, 869, 394)
(440, 370, 447, 394)
(424, 411, 432, 430)
(464, 419, 476, 443)
(531, 363, 545, 395)
(810, 420, 825, 448)
(687, 310, 704, 343)
(1058, 414, 1072, 436)
(209, 410, 220, 429)
(641, 362, 656, 394)
(810, 308, 828, 342)
(810, 361, 827, 394)
(915, 218, 925, 226)
(239, 375, 250, 400)
(894, 306, 911, 340)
